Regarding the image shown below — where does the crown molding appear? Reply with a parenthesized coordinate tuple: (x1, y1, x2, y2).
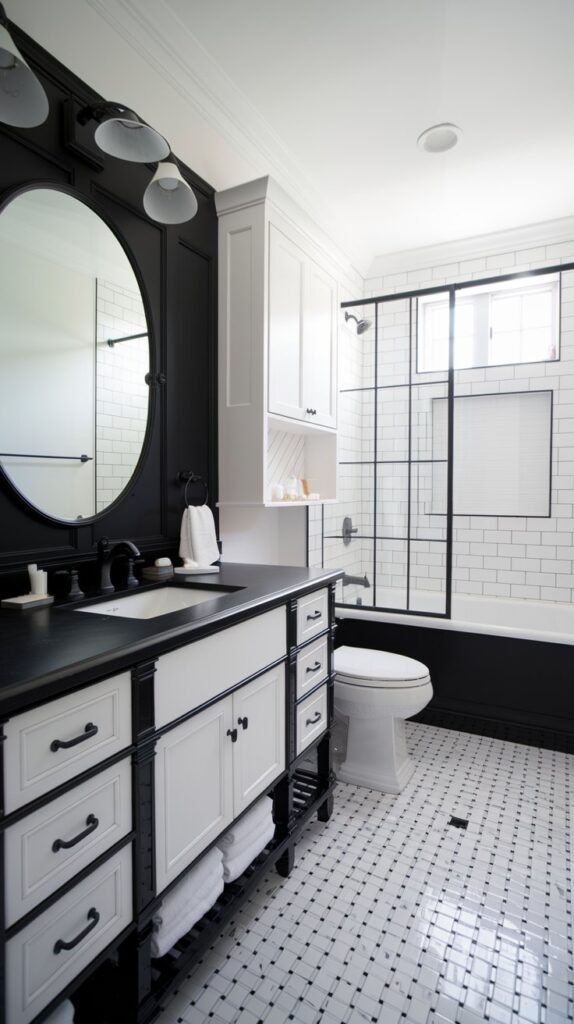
(215, 176, 363, 289)
(85, 0, 367, 279)
(367, 215, 574, 279)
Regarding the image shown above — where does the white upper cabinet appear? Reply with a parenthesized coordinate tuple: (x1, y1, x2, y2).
(216, 176, 339, 506)
(268, 226, 336, 429)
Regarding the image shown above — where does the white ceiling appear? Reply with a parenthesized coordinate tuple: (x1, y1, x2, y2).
(13, 0, 574, 274)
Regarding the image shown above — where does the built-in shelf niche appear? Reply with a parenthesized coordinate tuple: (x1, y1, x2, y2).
(265, 424, 337, 506)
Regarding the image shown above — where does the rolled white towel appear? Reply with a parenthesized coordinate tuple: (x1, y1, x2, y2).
(221, 818, 276, 883)
(220, 815, 274, 861)
(151, 872, 224, 958)
(152, 848, 223, 931)
(217, 796, 273, 849)
(43, 1000, 75, 1024)
(153, 867, 222, 932)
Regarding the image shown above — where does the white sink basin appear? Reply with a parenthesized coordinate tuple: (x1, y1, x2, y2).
(76, 586, 234, 620)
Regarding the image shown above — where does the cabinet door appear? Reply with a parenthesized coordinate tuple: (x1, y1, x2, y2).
(155, 699, 234, 893)
(303, 259, 337, 428)
(268, 225, 305, 422)
(232, 668, 285, 816)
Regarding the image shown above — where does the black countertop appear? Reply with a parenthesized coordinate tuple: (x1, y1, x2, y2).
(0, 563, 342, 716)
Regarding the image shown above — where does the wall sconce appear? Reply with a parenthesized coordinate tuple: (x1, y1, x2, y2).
(77, 104, 198, 225)
(77, 102, 170, 163)
(0, 4, 197, 226)
(143, 159, 198, 224)
(0, 3, 48, 127)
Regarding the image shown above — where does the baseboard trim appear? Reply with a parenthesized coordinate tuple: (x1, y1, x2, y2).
(413, 706, 574, 754)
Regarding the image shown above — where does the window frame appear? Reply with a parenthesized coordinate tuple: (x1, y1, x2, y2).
(416, 271, 561, 375)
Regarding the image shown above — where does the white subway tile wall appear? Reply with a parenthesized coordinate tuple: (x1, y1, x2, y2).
(309, 240, 574, 610)
(95, 280, 149, 512)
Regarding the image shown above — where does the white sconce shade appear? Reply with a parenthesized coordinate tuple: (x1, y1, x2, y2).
(143, 161, 198, 224)
(86, 104, 170, 163)
(0, 21, 48, 127)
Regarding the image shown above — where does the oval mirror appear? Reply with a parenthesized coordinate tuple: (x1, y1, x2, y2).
(0, 187, 150, 522)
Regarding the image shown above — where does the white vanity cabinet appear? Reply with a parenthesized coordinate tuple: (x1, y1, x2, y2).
(216, 175, 339, 506)
(2, 672, 133, 1023)
(0, 569, 338, 1024)
(154, 666, 285, 893)
(153, 606, 287, 893)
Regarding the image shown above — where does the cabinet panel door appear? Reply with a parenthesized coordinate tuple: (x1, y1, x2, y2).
(268, 226, 305, 421)
(155, 700, 233, 893)
(303, 259, 337, 428)
(232, 668, 285, 816)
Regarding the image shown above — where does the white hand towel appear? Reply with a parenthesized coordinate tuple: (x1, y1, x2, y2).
(151, 873, 224, 958)
(189, 505, 220, 566)
(178, 507, 196, 566)
(217, 796, 273, 849)
(221, 818, 276, 883)
(43, 1000, 75, 1024)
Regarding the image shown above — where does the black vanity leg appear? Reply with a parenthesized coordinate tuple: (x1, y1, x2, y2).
(276, 842, 295, 878)
(317, 793, 333, 822)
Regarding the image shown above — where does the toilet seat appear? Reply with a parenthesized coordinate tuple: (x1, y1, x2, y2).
(335, 645, 430, 689)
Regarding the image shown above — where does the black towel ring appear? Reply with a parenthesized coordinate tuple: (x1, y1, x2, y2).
(178, 471, 208, 506)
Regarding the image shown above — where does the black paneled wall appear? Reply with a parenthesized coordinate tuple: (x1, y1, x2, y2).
(0, 18, 217, 594)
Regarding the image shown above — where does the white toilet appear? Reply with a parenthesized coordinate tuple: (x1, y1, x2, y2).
(334, 645, 433, 794)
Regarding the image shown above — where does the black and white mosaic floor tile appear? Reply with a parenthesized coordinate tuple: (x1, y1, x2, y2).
(156, 722, 573, 1024)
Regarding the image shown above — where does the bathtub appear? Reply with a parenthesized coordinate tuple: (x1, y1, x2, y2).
(337, 592, 574, 645)
(335, 592, 574, 749)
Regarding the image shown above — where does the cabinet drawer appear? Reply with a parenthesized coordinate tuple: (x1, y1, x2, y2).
(6, 846, 132, 1024)
(296, 686, 328, 757)
(4, 674, 132, 813)
(5, 759, 132, 927)
(296, 589, 328, 644)
(155, 606, 286, 727)
(296, 636, 328, 700)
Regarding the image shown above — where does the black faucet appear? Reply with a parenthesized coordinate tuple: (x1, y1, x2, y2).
(97, 538, 141, 594)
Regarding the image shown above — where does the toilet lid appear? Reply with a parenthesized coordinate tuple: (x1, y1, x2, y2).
(335, 645, 430, 688)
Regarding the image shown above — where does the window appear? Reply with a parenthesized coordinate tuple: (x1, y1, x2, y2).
(417, 272, 559, 373)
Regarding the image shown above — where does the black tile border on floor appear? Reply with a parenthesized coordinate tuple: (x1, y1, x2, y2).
(414, 706, 574, 755)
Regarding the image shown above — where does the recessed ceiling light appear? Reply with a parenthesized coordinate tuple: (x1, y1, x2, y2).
(417, 122, 462, 153)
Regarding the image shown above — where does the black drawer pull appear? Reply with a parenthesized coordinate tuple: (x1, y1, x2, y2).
(305, 407, 317, 415)
(227, 728, 238, 743)
(50, 722, 98, 752)
(305, 711, 322, 726)
(306, 661, 322, 673)
(54, 907, 100, 954)
(238, 716, 249, 730)
(52, 814, 99, 852)
(306, 610, 322, 621)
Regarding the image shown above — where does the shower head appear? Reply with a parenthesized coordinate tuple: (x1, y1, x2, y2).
(345, 311, 372, 335)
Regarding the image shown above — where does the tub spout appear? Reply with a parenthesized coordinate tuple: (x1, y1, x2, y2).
(342, 573, 370, 588)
